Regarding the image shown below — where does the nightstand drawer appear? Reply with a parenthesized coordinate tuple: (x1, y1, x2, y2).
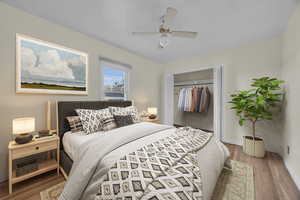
(11, 140, 58, 159)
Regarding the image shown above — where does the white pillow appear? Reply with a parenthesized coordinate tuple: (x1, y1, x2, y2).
(109, 106, 140, 123)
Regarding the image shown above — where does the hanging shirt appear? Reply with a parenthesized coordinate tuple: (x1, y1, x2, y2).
(191, 88, 198, 112)
(199, 86, 210, 112)
(178, 88, 186, 111)
(196, 87, 203, 112)
(184, 88, 192, 112)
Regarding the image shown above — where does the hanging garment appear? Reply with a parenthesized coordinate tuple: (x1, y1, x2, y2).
(184, 88, 192, 112)
(178, 86, 210, 113)
(183, 88, 189, 112)
(199, 86, 210, 112)
(178, 88, 186, 111)
(189, 88, 193, 112)
(196, 87, 203, 112)
(191, 88, 198, 112)
(183, 88, 188, 111)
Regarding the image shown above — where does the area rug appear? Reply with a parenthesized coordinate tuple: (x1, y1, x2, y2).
(40, 160, 254, 200)
(40, 181, 65, 200)
(211, 160, 255, 200)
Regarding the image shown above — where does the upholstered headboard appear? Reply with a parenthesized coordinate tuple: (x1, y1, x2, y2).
(57, 100, 132, 149)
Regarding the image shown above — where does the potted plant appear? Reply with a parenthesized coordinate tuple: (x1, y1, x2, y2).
(229, 77, 284, 157)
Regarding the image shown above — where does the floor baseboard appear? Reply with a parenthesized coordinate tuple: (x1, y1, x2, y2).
(283, 159, 300, 191)
(221, 139, 241, 146)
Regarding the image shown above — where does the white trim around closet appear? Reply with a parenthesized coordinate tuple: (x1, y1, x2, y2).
(162, 65, 225, 141)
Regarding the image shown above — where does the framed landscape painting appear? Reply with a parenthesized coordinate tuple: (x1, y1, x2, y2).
(16, 34, 88, 95)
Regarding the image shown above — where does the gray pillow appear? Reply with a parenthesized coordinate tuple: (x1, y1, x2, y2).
(113, 115, 134, 127)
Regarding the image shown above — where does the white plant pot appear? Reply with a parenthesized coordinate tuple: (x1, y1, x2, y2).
(243, 136, 265, 158)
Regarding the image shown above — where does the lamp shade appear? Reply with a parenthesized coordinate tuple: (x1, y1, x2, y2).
(13, 117, 35, 135)
(147, 107, 158, 115)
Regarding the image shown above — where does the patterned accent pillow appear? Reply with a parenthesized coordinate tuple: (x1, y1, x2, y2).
(75, 109, 103, 134)
(113, 115, 134, 128)
(109, 106, 140, 123)
(97, 108, 117, 131)
(66, 116, 83, 133)
(76, 108, 117, 133)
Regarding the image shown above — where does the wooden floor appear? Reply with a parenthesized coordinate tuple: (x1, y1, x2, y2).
(0, 171, 64, 200)
(0, 144, 299, 200)
(226, 144, 300, 200)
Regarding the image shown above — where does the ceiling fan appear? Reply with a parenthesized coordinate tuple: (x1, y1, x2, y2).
(132, 7, 198, 49)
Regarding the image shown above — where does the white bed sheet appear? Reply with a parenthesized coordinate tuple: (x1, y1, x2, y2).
(63, 131, 105, 160)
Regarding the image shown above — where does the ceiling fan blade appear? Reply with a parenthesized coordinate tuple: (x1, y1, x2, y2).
(163, 7, 178, 28)
(132, 32, 160, 36)
(171, 31, 198, 38)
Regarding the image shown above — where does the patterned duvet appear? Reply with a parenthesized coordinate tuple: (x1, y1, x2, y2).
(96, 128, 212, 200)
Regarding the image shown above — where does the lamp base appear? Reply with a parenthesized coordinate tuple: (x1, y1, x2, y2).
(15, 133, 33, 144)
(149, 114, 157, 119)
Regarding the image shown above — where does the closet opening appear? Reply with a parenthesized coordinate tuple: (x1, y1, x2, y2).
(163, 65, 224, 141)
(174, 69, 214, 133)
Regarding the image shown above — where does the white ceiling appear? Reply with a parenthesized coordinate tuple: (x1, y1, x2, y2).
(2, 0, 297, 63)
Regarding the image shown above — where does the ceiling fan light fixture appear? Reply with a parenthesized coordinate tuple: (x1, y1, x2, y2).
(132, 7, 197, 49)
(159, 34, 169, 48)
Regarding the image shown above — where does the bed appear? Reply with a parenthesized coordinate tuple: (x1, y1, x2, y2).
(57, 101, 230, 200)
(57, 100, 132, 176)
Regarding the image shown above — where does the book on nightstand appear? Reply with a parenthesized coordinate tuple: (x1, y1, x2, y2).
(34, 134, 56, 141)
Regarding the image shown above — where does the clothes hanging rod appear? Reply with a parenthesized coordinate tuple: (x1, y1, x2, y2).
(174, 83, 214, 87)
(174, 79, 214, 87)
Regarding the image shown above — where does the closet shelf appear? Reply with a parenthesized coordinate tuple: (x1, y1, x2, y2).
(174, 79, 214, 87)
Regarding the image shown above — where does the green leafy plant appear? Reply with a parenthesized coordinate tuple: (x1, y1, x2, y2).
(229, 77, 284, 140)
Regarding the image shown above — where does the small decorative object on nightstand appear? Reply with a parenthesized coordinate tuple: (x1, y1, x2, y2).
(147, 107, 158, 119)
(139, 110, 149, 119)
(8, 135, 59, 194)
(12, 117, 35, 144)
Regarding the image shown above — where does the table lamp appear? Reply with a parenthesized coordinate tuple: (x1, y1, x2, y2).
(147, 107, 158, 119)
(13, 117, 35, 144)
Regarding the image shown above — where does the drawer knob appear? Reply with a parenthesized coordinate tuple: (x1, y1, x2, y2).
(36, 146, 39, 150)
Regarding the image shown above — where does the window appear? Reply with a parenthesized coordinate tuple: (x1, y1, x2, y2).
(101, 59, 130, 100)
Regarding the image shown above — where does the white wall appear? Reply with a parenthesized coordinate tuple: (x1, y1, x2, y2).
(164, 37, 283, 153)
(0, 2, 163, 182)
(281, 3, 300, 189)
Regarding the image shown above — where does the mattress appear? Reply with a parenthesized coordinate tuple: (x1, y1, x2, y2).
(62, 131, 105, 161)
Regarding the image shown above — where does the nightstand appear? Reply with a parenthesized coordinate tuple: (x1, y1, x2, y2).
(143, 118, 161, 124)
(8, 136, 59, 194)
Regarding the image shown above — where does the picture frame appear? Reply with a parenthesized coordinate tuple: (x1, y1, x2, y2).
(16, 34, 88, 95)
